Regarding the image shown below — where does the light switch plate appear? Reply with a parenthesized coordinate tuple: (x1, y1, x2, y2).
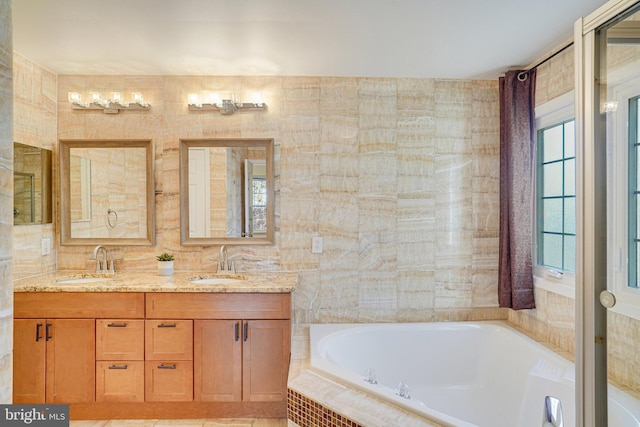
(312, 236, 323, 254)
(41, 238, 51, 256)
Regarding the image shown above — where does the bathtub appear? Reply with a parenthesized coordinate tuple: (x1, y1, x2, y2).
(309, 321, 640, 427)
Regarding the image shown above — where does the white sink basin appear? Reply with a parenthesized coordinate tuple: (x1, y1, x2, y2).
(56, 277, 113, 284)
(188, 276, 245, 285)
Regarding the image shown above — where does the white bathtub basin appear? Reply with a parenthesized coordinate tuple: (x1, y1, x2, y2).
(310, 321, 640, 427)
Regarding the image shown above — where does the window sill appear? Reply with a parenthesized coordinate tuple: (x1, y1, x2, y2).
(533, 274, 575, 299)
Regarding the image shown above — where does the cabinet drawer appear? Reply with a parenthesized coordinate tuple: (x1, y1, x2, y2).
(146, 293, 291, 319)
(145, 320, 193, 361)
(96, 320, 144, 360)
(145, 361, 193, 402)
(15, 292, 145, 318)
(96, 361, 144, 402)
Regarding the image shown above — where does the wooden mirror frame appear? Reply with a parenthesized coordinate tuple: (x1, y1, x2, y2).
(59, 139, 155, 246)
(179, 138, 275, 246)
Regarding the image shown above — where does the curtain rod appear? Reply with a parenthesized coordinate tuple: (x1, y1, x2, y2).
(517, 41, 575, 81)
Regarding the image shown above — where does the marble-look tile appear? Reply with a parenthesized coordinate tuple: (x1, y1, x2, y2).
(0, 0, 12, 406)
(34, 67, 640, 386)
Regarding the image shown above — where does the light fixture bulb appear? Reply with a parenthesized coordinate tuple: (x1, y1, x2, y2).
(111, 92, 123, 105)
(68, 92, 82, 104)
(188, 93, 201, 107)
(205, 92, 221, 106)
(247, 91, 265, 105)
(131, 92, 144, 105)
(90, 92, 102, 103)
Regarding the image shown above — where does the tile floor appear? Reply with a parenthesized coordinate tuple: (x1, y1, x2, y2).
(69, 419, 289, 427)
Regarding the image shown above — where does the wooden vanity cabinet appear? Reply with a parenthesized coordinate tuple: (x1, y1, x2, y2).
(194, 319, 290, 402)
(13, 292, 145, 404)
(13, 318, 95, 403)
(15, 291, 291, 419)
(147, 293, 291, 404)
(144, 319, 194, 401)
(95, 319, 145, 402)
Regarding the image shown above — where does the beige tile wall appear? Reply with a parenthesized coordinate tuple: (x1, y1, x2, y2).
(0, 0, 12, 404)
(12, 52, 57, 280)
(9, 35, 640, 401)
(53, 75, 503, 324)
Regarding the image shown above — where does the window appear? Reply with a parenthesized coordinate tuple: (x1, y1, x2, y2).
(251, 177, 267, 233)
(630, 96, 640, 289)
(536, 119, 576, 272)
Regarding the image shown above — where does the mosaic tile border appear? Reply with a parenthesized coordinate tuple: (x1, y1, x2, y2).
(288, 388, 364, 427)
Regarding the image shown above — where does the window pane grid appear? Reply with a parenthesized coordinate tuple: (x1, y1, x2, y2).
(537, 119, 575, 272)
(629, 97, 640, 288)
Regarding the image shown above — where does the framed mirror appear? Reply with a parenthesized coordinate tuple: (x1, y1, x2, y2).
(59, 139, 155, 246)
(14, 142, 53, 225)
(180, 138, 274, 245)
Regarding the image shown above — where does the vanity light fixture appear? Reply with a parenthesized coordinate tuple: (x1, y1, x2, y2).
(68, 91, 151, 114)
(187, 92, 266, 115)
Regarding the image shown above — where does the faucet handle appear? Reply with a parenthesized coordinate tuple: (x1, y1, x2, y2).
(108, 257, 122, 274)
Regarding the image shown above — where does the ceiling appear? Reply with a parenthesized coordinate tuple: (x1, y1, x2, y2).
(12, 0, 610, 79)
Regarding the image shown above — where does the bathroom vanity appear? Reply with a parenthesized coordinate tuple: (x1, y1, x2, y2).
(13, 272, 296, 419)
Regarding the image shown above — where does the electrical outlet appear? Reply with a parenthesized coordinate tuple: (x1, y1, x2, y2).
(41, 238, 51, 256)
(312, 236, 323, 254)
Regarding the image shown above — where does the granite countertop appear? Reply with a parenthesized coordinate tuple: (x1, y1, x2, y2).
(13, 271, 298, 293)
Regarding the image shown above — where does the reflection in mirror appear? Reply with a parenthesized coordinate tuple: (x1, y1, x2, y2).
(180, 138, 274, 245)
(60, 139, 155, 246)
(14, 142, 52, 225)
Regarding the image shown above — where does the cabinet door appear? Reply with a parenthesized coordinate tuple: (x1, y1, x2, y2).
(96, 319, 144, 360)
(145, 320, 193, 360)
(45, 319, 96, 403)
(243, 319, 290, 402)
(194, 320, 242, 401)
(13, 319, 46, 403)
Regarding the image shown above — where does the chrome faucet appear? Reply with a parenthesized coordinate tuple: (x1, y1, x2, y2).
(91, 245, 108, 273)
(542, 396, 563, 427)
(218, 245, 235, 273)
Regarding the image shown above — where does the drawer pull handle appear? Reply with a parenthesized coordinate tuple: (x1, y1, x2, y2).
(108, 364, 128, 370)
(157, 323, 177, 328)
(107, 322, 127, 328)
(158, 364, 177, 369)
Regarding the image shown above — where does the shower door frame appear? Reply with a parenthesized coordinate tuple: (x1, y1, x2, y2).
(575, 0, 640, 425)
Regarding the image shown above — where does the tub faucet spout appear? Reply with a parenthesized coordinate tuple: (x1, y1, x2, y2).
(395, 382, 411, 399)
(542, 396, 563, 427)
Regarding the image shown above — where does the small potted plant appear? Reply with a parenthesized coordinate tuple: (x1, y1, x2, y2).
(156, 252, 174, 276)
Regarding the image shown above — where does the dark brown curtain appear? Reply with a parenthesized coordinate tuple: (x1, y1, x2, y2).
(498, 69, 536, 310)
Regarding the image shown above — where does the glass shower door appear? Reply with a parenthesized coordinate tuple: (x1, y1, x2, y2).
(576, 1, 640, 425)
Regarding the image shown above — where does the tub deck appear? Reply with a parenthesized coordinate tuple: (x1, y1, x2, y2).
(288, 324, 443, 427)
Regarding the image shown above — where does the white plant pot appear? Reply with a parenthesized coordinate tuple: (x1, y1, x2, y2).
(157, 260, 174, 276)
